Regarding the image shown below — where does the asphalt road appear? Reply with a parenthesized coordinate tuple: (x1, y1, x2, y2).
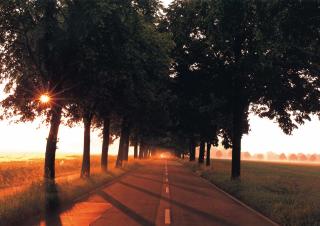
(40, 159, 277, 226)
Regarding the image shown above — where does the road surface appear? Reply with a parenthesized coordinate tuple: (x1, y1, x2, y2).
(39, 159, 277, 226)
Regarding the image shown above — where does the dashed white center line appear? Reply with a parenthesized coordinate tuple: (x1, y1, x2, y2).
(165, 208, 171, 225)
(165, 178, 168, 183)
(166, 186, 169, 193)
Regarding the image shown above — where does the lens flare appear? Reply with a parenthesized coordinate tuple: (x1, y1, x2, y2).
(39, 94, 50, 103)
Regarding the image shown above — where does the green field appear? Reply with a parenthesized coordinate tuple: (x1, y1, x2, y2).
(0, 155, 113, 190)
(0, 157, 140, 226)
(184, 159, 320, 226)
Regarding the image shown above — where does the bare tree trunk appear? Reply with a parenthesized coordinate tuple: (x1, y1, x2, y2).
(133, 136, 138, 159)
(231, 37, 245, 180)
(101, 117, 110, 171)
(231, 111, 242, 179)
(123, 129, 130, 161)
(138, 141, 143, 159)
(146, 147, 150, 158)
(140, 141, 148, 159)
(44, 105, 62, 180)
(141, 145, 145, 159)
(198, 139, 205, 164)
(116, 118, 130, 167)
(206, 142, 211, 166)
(81, 112, 92, 178)
(231, 94, 245, 179)
(189, 135, 196, 161)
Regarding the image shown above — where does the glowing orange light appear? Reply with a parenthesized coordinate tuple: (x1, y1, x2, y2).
(39, 94, 50, 103)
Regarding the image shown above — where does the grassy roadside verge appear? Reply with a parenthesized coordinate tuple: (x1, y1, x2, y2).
(181, 159, 320, 226)
(0, 161, 141, 226)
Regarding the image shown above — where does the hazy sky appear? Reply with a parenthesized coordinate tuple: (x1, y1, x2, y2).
(0, 0, 319, 157)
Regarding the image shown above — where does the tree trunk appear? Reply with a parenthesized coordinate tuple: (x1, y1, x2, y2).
(141, 145, 145, 159)
(123, 129, 130, 161)
(139, 139, 147, 159)
(189, 136, 196, 161)
(133, 136, 138, 159)
(231, 98, 245, 179)
(206, 142, 211, 166)
(150, 147, 155, 158)
(116, 118, 130, 167)
(198, 139, 205, 164)
(231, 114, 242, 179)
(101, 117, 110, 171)
(81, 112, 92, 178)
(44, 105, 62, 180)
(231, 36, 245, 180)
(138, 142, 143, 159)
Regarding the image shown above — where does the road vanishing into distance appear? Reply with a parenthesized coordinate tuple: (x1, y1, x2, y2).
(38, 160, 278, 226)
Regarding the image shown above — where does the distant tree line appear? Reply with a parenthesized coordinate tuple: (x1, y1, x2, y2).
(0, 0, 319, 181)
(211, 150, 320, 162)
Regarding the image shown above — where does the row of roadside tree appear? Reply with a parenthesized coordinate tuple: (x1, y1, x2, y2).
(0, 0, 319, 181)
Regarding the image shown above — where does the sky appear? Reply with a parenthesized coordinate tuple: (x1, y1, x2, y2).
(0, 0, 319, 158)
(0, 112, 319, 157)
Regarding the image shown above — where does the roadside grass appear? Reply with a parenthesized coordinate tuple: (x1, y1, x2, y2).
(0, 155, 109, 189)
(0, 158, 140, 226)
(183, 159, 320, 226)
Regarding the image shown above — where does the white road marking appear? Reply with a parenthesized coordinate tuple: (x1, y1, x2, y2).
(166, 186, 169, 193)
(166, 178, 168, 183)
(165, 209, 171, 225)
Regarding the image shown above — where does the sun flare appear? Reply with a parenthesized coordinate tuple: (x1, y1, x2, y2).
(39, 94, 50, 104)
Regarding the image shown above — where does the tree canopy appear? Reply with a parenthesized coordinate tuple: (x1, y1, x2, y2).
(0, 0, 319, 180)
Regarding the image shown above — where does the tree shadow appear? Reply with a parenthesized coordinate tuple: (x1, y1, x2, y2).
(129, 174, 211, 197)
(96, 190, 154, 226)
(42, 181, 62, 226)
(118, 181, 236, 226)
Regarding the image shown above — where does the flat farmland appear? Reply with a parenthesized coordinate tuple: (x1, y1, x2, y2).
(0, 155, 139, 225)
(184, 159, 320, 226)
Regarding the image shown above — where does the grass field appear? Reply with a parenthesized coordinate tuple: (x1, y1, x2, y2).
(0, 156, 140, 226)
(0, 155, 109, 189)
(184, 159, 320, 226)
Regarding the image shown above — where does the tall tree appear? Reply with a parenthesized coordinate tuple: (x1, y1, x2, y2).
(165, 0, 227, 163)
(205, 0, 320, 178)
(167, 0, 320, 179)
(0, 0, 73, 180)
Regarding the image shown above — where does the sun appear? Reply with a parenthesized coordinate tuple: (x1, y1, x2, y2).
(39, 94, 51, 104)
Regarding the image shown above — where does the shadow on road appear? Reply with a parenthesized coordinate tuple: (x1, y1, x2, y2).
(119, 181, 236, 226)
(130, 173, 211, 197)
(42, 181, 62, 226)
(96, 190, 154, 226)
